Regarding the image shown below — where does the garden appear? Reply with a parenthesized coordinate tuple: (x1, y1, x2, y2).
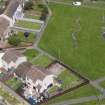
(24, 0, 48, 21)
(48, 68, 83, 95)
(7, 31, 36, 47)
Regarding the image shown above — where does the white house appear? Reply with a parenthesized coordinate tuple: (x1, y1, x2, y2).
(15, 62, 55, 94)
(2, 49, 27, 71)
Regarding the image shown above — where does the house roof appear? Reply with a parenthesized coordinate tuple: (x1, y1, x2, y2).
(0, 16, 10, 38)
(4, 0, 20, 18)
(2, 49, 24, 63)
(15, 62, 49, 82)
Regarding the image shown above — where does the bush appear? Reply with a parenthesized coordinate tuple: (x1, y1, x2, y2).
(39, 4, 48, 21)
(8, 35, 21, 46)
(24, 0, 34, 10)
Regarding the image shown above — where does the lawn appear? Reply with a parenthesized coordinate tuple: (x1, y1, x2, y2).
(31, 55, 53, 68)
(57, 69, 81, 89)
(48, 69, 81, 94)
(15, 20, 41, 30)
(5, 77, 23, 91)
(8, 32, 36, 46)
(39, 3, 105, 80)
(24, 49, 40, 61)
(17, 32, 36, 43)
(42, 84, 100, 105)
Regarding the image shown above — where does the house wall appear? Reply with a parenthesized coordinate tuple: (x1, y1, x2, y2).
(14, 4, 24, 19)
(25, 75, 54, 93)
(16, 56, 27, 67)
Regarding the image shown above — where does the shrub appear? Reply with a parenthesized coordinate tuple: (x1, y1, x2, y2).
(24, 0, 34, 10)
(8, 35, 21, 46)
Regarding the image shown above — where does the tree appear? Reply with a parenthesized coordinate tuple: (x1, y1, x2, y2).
(39, 4, 48, 21)
(8, 36, 21, 46)
(24, 32, 30, 38)
(24, 0, 34, 10)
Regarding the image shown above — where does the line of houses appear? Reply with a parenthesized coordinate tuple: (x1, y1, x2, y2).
(0, 49, 56, 101)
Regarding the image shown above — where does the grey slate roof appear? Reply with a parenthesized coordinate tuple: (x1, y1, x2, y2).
(2, 49, 24, 63)
(15, 62, 50, 82)
(0, 17, 10, 38)
(4, 0, 20, 18)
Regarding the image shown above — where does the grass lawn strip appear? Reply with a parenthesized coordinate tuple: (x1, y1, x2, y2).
(39, 3, 105, 80)
(15, 20, 41, 30)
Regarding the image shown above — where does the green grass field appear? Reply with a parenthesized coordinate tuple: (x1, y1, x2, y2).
(39, 3, 105, 80)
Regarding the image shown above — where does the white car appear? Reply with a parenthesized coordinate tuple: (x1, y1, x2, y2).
(73, 2, 82, 6)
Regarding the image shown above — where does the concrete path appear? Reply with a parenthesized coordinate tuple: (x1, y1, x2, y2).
(35, 47, 56, 60)
(31, 52, 43, 62)
(90, 81, 105, 93)
(95, 77, 105, 84)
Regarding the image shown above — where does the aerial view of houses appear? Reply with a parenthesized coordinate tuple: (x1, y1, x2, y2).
(1, 0, 105, 105)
